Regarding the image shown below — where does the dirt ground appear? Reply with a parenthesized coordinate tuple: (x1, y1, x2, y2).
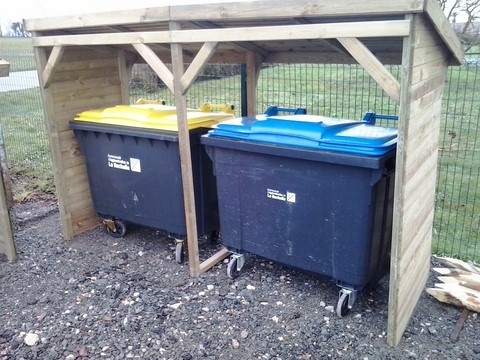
(1, 199, 479, 359)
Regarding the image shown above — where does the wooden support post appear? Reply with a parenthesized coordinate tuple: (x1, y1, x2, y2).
(42, 45, 64, 89)
(117, 50, 130, 104)
(170, 21, 201, 277)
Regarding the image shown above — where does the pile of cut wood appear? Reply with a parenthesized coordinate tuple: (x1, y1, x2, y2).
(426, 256, 480, 313)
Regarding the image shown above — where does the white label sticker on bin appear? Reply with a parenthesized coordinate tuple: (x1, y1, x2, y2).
(107, 154, 141, 173)
(267, 188, 296, 203)
(130, 158, 141, 172)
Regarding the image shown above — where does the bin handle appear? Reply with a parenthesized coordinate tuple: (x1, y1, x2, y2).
(135, 98, 166, 105)
(200, 103, 235, 114)
(362, 112, 398, 125)
(264, 106, 307, 116)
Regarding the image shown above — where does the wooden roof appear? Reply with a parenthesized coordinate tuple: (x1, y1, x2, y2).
(24, 0, 464, 66)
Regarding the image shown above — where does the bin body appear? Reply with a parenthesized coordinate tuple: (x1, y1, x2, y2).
(70, 104, 234, 238)
(202, 115, 397, 289)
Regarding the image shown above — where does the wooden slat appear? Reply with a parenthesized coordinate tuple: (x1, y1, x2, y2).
(413, 44, 448, 67)
(337, 37, 400, 104)
(411, 59, 447, 85)
(55, 58, 118, 72)
(53, 84, 122, 103)
(24, 7, 170, 31)
(266, 51, 402, 65)
(53, 94, 122, 114)
(410, 71, 447, 102)
(171, 21, 201, 277)
(42, 45, 64, 88)
(71, 206, 99, 236)
(132, 43, 174, 93)
(49, 76, 121, 94)
(171, 0, 424, 21)
(171, 21, 411, 43)
(199, 247, 230, 275)
(181, 42, 219, 95)
(31, 20, 410, 48)
(32, 31, 171, 47)
(424, 0, 464, 64)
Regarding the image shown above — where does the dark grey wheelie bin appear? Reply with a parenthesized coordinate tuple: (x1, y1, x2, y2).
(201, 113, 397, 316)
(70, 104, 234, 263)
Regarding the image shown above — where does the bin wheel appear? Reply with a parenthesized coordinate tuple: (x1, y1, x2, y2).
(106, 220, 127, 238)
(209, 230, 220, 243)
(227, 257, 241, 279)
(336, 292, 350, 318)
(175, 242, 185, 264)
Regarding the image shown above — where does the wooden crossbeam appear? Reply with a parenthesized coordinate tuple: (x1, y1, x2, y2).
(338, 37, 401, 104)
(132, 43, 174, 93)
(190, 21, 269, 59)
(171, 20, 411, 43)
(42, 45, 64, 89)
(181, 42, 218, 95)
(32, 20, 410, 47)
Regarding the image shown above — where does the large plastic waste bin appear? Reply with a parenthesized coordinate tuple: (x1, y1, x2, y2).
(201, 113, 397, 316)
(70, 103, 235, 262)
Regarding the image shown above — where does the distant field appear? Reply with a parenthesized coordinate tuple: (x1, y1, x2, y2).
(0, 37, 36, 71)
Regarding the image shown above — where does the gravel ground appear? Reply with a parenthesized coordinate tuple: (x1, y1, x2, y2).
(1, 200, 479, 360)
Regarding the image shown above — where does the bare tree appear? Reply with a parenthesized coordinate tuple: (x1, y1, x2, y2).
(439, 0, 480, 50)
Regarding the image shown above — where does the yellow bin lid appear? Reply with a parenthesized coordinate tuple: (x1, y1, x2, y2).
(74, 103, 235, 131)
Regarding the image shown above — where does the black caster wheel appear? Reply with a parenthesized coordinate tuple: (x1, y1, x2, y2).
(106, 219, 127, 238)
(209, 229, 220, 243)
(227, 257, 242, 279)
(175, 242, 185, 264)
(336, 292, 351, 318)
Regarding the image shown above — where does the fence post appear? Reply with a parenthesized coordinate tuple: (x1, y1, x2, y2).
(240, 63, 247, 117)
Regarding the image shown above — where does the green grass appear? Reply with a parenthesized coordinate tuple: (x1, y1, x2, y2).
(0, 87, 54, 199)
(0, 37, 36, 71)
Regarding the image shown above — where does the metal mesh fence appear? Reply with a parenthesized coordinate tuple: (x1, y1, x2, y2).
(0, 46, 478, 261)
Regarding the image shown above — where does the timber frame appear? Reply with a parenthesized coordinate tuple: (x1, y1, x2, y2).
(24, 0, 463, 346)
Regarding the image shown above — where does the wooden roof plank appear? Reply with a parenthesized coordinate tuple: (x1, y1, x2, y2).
(24, 7, 170, 32)
(170, 0, 424, 21)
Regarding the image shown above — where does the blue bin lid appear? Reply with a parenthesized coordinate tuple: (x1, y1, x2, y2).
(207, 114, 397, 156)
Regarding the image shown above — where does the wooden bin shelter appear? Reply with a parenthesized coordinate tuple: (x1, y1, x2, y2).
(24, 0, 463, 346)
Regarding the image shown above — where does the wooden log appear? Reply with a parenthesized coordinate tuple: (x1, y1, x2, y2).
(433, 256, 480, 275)
(426, 256, 480, 313)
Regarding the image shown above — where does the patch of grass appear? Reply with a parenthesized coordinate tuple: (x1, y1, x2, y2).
(0, 37, 36, 71)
